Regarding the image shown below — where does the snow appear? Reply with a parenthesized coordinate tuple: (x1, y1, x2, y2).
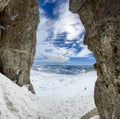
(90, 116, 100, 119)
(30, 70, 97, 97)
(30, 70, 99, 119)
(0, 73, 42, 119)
(0, 70, 100, 119)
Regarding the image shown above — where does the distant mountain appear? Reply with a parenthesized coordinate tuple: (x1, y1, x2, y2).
(32, 65, 94, 75)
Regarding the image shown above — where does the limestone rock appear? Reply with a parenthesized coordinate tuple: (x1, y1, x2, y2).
(0, 0, 39, 93)
(69, 0, 120, 119)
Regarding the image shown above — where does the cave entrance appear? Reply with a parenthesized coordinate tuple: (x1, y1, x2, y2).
(31, 0, 97, 118)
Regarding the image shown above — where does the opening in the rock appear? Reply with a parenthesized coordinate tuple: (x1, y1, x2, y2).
(31, 0, 98, 118)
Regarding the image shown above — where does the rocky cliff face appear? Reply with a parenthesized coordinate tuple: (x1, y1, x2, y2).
(70, 0, 120, 119)
(0, 0, 39, 93)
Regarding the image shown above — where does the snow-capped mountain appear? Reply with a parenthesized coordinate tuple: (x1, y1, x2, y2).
(32, 65, 94, 75)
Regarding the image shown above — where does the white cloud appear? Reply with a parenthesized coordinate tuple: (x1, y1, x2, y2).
(36, 41, 76, 63)
(36, 0, 92, 63)
(52, 2, 84, 41)
(44, 0, 57, 4)
(37, 9, 54, 42)
(75, 46, 92, 58)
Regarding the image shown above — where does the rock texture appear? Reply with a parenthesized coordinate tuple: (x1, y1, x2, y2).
(69, 0, 120, 119)
(0, 0, 39, 93)
(0, 0, 10, 12)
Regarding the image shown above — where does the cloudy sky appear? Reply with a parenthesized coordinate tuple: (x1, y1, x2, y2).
(34, 0, 96, 65)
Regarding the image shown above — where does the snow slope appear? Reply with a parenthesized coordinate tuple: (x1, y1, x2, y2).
(0, 70, 99, 119)
(0, 73, 41, 119)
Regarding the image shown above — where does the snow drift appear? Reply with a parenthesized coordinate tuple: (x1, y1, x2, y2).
(0, 73, 40, 119)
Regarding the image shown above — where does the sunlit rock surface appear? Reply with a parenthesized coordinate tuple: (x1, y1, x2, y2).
(69, 0, 120, 119)
(0, 0, 39, 93)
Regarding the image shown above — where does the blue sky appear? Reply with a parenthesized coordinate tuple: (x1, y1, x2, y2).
(34, 0, 96, 65)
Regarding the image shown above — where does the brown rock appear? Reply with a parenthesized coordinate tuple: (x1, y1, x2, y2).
(0, 0, 10, 12)
(28, 83, 35, 94)
(0, 0, 39, 93)
(69, 0, 120, 119)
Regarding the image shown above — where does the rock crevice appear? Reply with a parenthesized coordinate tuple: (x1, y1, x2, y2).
(69, 0, 120, 119)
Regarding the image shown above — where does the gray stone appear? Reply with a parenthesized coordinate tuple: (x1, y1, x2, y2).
(69, 0, 87, 13)
(69, 0, 120, 119)
(0, 0, 39, 93)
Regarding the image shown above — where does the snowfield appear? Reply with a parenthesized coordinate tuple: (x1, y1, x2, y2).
(31, 70, 97, 97)
(0, 73, 41, 119)
(0, 70, 100, 119)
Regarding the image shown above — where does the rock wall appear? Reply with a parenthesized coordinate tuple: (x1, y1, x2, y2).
(69, 0, 120, 119)
(0, 0, 10, 12)
(0, 0, 39, 93)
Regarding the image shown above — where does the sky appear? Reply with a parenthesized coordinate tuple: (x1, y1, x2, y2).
(34, 0, 96, 65)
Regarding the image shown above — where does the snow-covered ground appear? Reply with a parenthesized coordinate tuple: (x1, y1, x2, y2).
(0, 70, 100, 119)
(31, 70, 97, 97)
(30, 70, 99, 119)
